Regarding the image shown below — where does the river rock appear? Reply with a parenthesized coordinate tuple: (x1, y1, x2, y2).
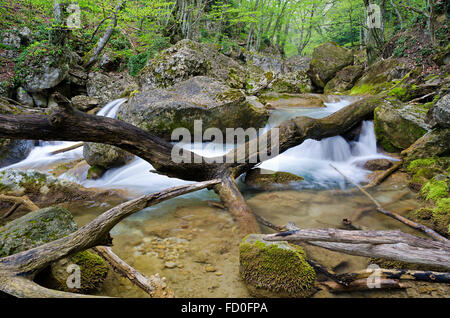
(363, 159, 393, 171)
(245, 169, 304, 190)
(432, 94, 450, 128)
(83, 143, 134, 170)
(118, 76, 269, 140)
(99, 52, 121, 72)
(0, 139, 33, 168)
(239, 234, 316, 298)
(0, 206, 77, 257)
(140, 39, 247, 89)
(71, 95, 99, 112)
(87, 72, 137, 105)
(49, 250, 109, 293)
(0, 169, 115, 206)
(324, 64, 364, 94)
(31, 92, 48, 108)
(350, 58, 409, 95)
(269, 71, 313, 94)
(285, 55, 311, 73)
(374, 99, 429, 152)
(402, 129, 450, 163)
(307, 42, 354, 88)
(262, 93, 325, 109)
(243, 50, 283, 74)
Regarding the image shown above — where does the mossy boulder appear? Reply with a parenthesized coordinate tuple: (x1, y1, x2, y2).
(406, 157, 450, 188)
(363, 159, 393, 171)
(48, 250, 109, 293)
(139, 39, 247, 89)
(86, 165, 106, 180)
(350, 58, 410, 96)
(307, 42, 354, 88)
(86, 72, 137, 105)
(324, 64, 364, 94)
(269, 71, 313, 94)
(401, 129, 450, 163)
(83, 143, 134, 171)
(19, 43, 70, 94)
(239, 234, 316, 298)
(374, 99, 429, 152)
(118, 76, 269, 140)
(0, 206, 77, 258)
(245, 168, 304, 190)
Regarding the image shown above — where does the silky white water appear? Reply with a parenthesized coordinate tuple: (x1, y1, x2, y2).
(2, 96, 395, 194)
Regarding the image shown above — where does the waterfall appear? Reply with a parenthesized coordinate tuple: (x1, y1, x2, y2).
(2, 96, 395, 192)
(0, 99, 128, 171)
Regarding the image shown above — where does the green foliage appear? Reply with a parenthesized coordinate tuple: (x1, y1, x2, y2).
(127, 36, 170, 76)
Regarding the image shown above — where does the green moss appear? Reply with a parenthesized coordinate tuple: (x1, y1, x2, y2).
(71, 250, 109, 292)
(421, 178, 449, 201)
(239, 235, 315, 297)
(87, 165, 106, 180)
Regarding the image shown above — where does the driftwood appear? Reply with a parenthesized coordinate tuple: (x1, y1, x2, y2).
(0, 180, 219, 298)
(330, 164, 449, 243)
(0, 194, 40, 219)
(49, 142, 85, 155)
(264, 228, 450, 269)
(362, 160, 402, 189)
(338, 268, 450, 284)
(93, 246, 174, 298)
(321, 278, 406, 293)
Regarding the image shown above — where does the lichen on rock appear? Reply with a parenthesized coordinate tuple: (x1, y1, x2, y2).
(244, 168, 304, 190)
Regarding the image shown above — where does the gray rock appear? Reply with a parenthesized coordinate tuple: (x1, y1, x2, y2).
(269, 71, 313, 94)
(71, 95, 99, 111)
(0, 139, 33, 168)
(0, 206, 77, 258)
(432, 94, 450, 128)
(22, 55, 69, 93)
(324, 64, 364, 94)
(244, 50, 283, 74)
(2, 31, 21, 49)
(374, 99, 430, 151)
(83, 143, 134, 170)
(118, 76, 269, 140)
(18, 27, 32, 45)
(99, 52, 120, 72)
(285, 55, 311, 73)
(307, 42, 354, 88)
(87, 72, 137, 105)
(139, 39, 247, 89)
(16, 87, 34, 107)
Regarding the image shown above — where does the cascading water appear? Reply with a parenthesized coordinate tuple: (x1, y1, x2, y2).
(2, 96, 395, 194)
(0, 98, 128, 171)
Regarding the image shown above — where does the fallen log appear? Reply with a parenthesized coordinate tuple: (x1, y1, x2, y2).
(265, 228, 450, 269)
(321, 278, 406, 293)
(338, 268, 450, 284)
(93, 246, 174, 298)
(362, 160, 402, 189)
(0, 194, 40, 219)
(49, 142, 85, 155)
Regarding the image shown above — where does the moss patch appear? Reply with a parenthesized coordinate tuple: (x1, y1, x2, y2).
(239, 234, 316, 298)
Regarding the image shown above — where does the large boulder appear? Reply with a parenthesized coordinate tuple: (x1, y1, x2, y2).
(118, 76, 269, 140)
(432, 94, 450, 128)
(269, 71, 313, 94)
(285, 55, 311, 73)
(239, 234, 316, 298)
(307, 42, 354, 88)
(261, 93, 326, 109)
(324, 64, 364, 94)
(83, 142, 134, 170)
(243, 50, 283, 74)
(71, 95, 100, 112)
(139, 39, 247, 89)
(402, 129, 450, 163)
(87, 72, 137, 105)
(350, 58, 410, 95)
(374, 99, 430, 152)
(20, 44, 70, 94)
(0, 206, 77, 257)
(16, 87, 34, 107)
